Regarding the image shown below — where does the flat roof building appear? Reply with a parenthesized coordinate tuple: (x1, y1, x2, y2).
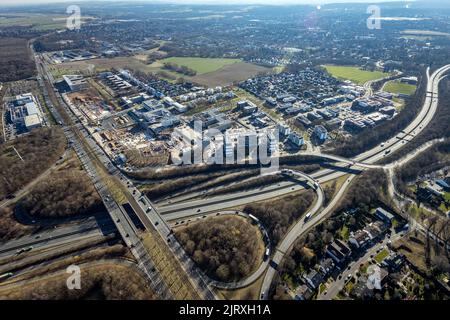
(9, 93, 43, 130)
(63, 75, 88, 92)
(24, 114, 42, 130)
(314, 125, 328, 141)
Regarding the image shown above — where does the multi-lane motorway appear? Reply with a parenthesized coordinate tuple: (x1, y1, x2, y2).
(158, 65, 450, 222)
(1, 59, 449, 300)
(38, 51, 218, 299)
(154, 64, 450, 297)
(258, 64, 450, 298)
(33, 51, 177, 299)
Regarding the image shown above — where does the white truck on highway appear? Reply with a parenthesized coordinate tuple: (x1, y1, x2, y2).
(0, 272, 13, 282)
(249, 214, 260, 223)
(264, 248, 270, 260)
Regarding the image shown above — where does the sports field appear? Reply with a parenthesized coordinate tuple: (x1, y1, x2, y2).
(384, 80, 417, 96)
(158, 57, 241, 75)
(323, 65, 390, 85)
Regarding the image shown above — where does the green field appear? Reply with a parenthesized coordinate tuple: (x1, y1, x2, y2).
(384, 80, 417, 96)
(323, 65, 390, 85)
(0, 14, 95, 31)
(159, 57, 241, 75)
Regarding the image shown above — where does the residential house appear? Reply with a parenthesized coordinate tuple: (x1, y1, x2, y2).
(382, 253, 406, 272)
(304, 270, 324, 290)
(295, 285, 313, 300)
(375, 207, 395, 226)
(349, 221, 387, 249)
(326, 239, 352, 264)
(318, 258, 335, 276)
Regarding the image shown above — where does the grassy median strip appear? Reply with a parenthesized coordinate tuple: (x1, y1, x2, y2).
(142, 232, 201, 300)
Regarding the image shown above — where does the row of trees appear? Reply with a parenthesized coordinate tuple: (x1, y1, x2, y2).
(130, 154, 327, 182)
(143, 170, 259, 200)
(176, 216, 262, 282)
(0, 127, 66, 201)
(129, 163, 261, 181)
(163, 62, 197, 76)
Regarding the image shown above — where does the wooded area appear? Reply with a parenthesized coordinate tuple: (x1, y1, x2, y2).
(22, 156, 104, 218)
(338, 169, 389, 212)
(244, 190, 316, 245)
(0, 207, 35, 241)
(395, 140, 450, 197)
(0, 263, 156, 300)
(0, 127, 66, 201)
(176, 216, 263, 282)
(0, 37, 36, 82)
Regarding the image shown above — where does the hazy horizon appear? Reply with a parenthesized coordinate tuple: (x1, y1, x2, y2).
(0, 0, 415, 7)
